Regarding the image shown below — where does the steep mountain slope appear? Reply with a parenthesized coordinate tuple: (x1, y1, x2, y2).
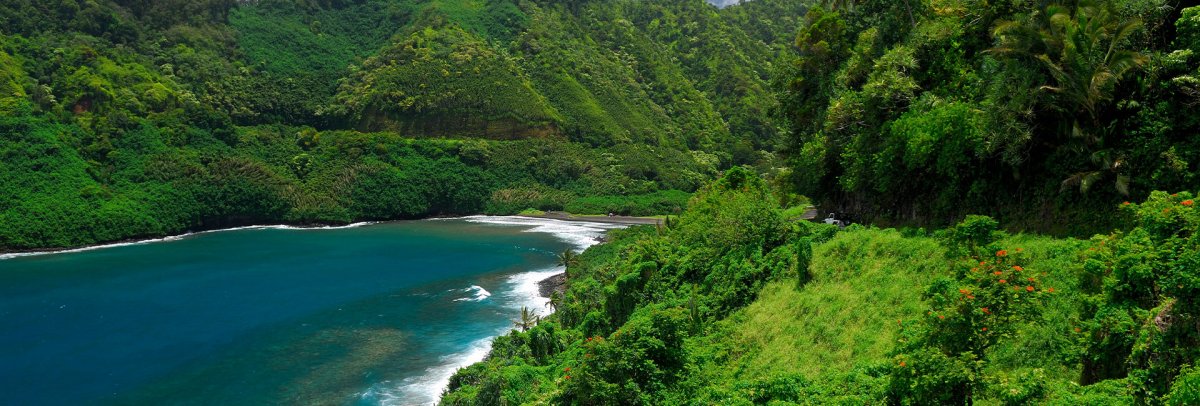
(0, 0, 803, 250)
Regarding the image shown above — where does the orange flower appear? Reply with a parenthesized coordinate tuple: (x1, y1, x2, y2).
(999, 279, 1007, 284)
(993, 271, 1003, 276)
(565, 367, 571, 372)
(1026, 286, 1035, 292)
(1074, 327, 1082, 333)
(1184, 200, 1194, 207)
(996, 250, 1008, 257)
(981, 327, 988, 331)
(1123, 201, 1131, 206)
(938, 315, 945, 320)
(959, 289, 970, 294)
(1027, 277, 1035, 282)
(981, 307, 990, 314)
(900, 361, 907, 367)
(967, 295, 975, 300)
(565, 375, 571, 380)
(1012, 265, 1023, 271)
(1047, 287, 1055, 293)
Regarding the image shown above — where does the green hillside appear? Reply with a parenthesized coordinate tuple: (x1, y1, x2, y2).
(0, 0, 789, 251)
(6, 0, 1200, 404)
(443, 168, 1200, 405)
(778, 0, 1200, 234)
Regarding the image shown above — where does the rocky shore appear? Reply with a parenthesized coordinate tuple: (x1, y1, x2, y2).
(537, 272, 567, 298)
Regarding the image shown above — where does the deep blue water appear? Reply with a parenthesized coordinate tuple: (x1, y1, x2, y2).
(0, 217, 612, 405)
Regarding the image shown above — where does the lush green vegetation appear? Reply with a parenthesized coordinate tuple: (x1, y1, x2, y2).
(7, 0, 1200, 404)
(0, 0, 800, 251)
(778, 0, 1200, 235)
(443, 168, 1200, 405)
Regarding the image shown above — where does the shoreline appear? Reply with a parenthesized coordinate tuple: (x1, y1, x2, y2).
(0, 212, 660, 258)
(0, 221, 381, 259)
(537, 272, 568, 298)
(521, 211, 663, 226)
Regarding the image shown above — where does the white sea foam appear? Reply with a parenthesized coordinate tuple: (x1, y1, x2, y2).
(370, 217, 626, 405)
(0, 222, 376, 261)
(504, 267, 565, 318)
(452, 285, 492, 302)
(460, 215, 625, 251)
(367, 335, 496, 406)
(370, 268, 564, 406)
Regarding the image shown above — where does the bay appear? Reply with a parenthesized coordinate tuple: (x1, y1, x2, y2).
(0, 217, 618, 405)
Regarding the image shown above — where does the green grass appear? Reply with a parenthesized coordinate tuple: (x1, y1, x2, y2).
(697, 228, 1091, 386)
(715, 228, 947, 379)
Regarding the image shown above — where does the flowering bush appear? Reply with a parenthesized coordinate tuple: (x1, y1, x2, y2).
(890, 216, 1050, 404)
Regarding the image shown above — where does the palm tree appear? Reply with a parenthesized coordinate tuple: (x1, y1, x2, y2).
(546, 290, 563, 313)
(992, 1, 1147, 194)
(557, 249, 579, 268)
(513, 306, 539, 332)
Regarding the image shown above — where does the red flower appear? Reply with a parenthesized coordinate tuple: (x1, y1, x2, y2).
(565, 375, 571, 380)
(996, 250, 1008, 257)
(981, 327, 988, 331)
(1122, 201, 1131, 206)
(1184, 200, 1194, 207)
(999, 279, 1007, 284)
(565, 367, 571, 372)
(938, 315, 945, 320)
(981, 307, 990, 314)
(1026, 286, 1035, 292)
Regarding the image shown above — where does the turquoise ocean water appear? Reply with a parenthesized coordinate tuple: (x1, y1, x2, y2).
(0, 217, 618, 405)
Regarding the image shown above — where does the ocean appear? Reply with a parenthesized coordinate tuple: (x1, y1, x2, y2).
(0, 217, 621, 405)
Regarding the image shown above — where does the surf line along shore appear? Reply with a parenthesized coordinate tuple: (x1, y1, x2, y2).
(462, 214, 654, 298)
(481, 213, 663, 298)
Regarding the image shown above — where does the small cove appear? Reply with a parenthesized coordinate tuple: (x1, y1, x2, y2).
(0, 217, 620, 405)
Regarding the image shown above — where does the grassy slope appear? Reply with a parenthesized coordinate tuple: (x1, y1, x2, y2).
(708, 230, 1090, 384)
(441, 222, 1101, 403)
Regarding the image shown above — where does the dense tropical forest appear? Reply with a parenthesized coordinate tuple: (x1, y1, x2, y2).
(444, 168, 1200, 405)
(0, 0, 793, 250)
(4, 0, 1200, 404)
(438, 0, 1200, 404)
